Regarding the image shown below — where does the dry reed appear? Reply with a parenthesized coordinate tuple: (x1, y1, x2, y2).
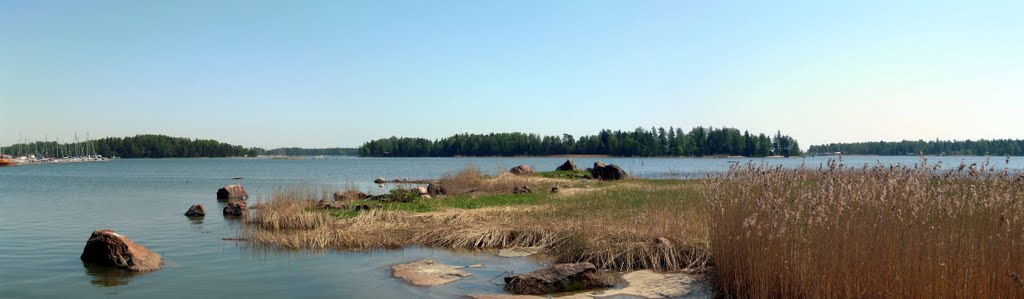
(707, 158, 1024, 298)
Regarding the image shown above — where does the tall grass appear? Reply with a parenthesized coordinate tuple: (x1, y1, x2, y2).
(707, 159, 1024, 298)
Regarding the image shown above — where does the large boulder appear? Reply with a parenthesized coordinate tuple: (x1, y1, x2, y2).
(184, 204, 206, 217)
(589, 162, 627, 180)
(216, 184, 249, 200)
(556, 159, 578, 172)
(414, 186, 429, 196)
(80, 230, 163, 272)
(223, 201, 247, 216)
(427, 183, 447, 196)
(503, 262, 611, 295)
(510, 165, 535, 175)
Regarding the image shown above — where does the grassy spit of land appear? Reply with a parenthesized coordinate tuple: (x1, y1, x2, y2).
(241, 160, 1024, 297)
(242, 168, 710, 272)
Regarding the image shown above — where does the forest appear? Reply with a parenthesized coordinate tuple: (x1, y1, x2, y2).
(2, 134, 262, 158)
(358, 127, 802, 157)
(808, 139, 1024, 156)
(265, 147, 359, 156)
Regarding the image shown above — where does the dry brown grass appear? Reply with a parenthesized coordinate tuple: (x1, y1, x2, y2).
(438, 167, 535, 195)
(708, 159, 1024, 298)
(240, 171, 711, 273)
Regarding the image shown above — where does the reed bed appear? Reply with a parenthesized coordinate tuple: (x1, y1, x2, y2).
(707, 159, 1024, 298)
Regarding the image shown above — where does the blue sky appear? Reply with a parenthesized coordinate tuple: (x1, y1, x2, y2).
(2, 1, 1021, 148)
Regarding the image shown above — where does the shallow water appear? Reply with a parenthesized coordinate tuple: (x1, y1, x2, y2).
(0, 156, 1020, 298)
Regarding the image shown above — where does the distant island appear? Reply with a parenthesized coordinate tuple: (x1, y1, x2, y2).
(0, 134, 357, 158)
(809, 139, 1024, 156)
(264, 147, 359, 156)
(358, 127, 802, 158)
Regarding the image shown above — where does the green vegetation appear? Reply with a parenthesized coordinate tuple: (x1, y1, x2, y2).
(808, 139, 1024, 156)
(328, 192, 548, 218)
(358, 127, 801, 157)
(538, 170, 592, 179)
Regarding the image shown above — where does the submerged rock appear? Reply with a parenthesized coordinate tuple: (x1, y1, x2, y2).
(503, 262, 612, 295)
(80, 229, 163, 272)
(510, 165, 535, 175)
(392, 259, 472, 286)
(556, 159, 578, 172)
(216, 184, 249, 200)
(497, 247, 542, 258)
(223, 201, 247, 216)
(589, 162, 627, 181)
(184, 204, 206, 217)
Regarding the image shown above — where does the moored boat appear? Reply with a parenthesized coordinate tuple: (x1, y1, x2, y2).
(0, 155, 17, 167)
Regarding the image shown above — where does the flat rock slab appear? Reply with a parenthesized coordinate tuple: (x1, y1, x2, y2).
(575, 270, 710, 298)
(393, 259, 472, 286)
(473, 270, 710, 299)
(497, 247, 542, 257)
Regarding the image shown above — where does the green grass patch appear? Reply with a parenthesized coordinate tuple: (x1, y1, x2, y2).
(325, 192, 549, 218)
(538, 170, 592, 179)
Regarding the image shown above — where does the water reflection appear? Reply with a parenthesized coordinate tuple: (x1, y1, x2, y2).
(187, 216, 204, 224)
(82, 262, 140, 287)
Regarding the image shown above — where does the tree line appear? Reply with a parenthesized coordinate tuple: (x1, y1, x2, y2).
(358, 127, 802, 157)
(265, 147, 359, 156)
(0, 135, 357, 158)
(808, 139, 1024, 156)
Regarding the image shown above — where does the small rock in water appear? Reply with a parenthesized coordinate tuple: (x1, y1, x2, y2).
(467, 264, 485, 268)
(80, 229, 163, 272)
(223, 201, 247, 216)
(503, 262, 612, 295)
(374, 178, 387, 184)
(392, 259, 472, 286)
(217, 184, 249, 200)
(184, 204, 206, 217)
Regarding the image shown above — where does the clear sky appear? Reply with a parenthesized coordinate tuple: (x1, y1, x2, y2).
(2, 0, 1021, 149)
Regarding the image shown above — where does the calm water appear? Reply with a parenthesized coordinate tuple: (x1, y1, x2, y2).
(1, 156, 1021, 298)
